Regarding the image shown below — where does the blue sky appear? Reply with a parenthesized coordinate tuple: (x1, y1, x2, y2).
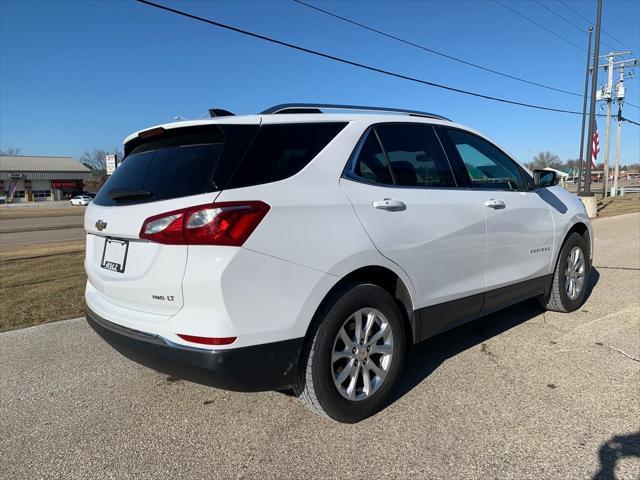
(1, 0, 639, 165)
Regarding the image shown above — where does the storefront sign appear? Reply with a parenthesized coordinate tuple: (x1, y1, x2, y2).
(51, 181, 81, 189)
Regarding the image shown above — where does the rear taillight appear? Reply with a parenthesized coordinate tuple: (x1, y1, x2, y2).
(139, 201, 270, 246)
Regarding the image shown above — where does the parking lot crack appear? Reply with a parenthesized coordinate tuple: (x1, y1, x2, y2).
(604, 345, 640, 363)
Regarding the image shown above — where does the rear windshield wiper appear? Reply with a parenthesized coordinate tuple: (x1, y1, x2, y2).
(107, 188, 154, 200)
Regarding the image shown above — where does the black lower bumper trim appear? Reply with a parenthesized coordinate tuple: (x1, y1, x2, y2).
(86, 308, 303, 392)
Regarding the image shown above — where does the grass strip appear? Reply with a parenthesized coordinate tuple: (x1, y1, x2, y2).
(0, 247, 86, 332)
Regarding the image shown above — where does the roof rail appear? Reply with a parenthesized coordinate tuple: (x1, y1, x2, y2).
(260, 103, 451, 121)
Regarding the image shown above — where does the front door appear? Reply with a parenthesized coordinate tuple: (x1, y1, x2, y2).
(437, 127, 555, 296)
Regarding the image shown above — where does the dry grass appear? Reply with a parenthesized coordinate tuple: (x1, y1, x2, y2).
(597, 194, 640, 218)
(0, 206, 85, 220)
(0, 241, 85, 261)
(0, 244, 86, 332)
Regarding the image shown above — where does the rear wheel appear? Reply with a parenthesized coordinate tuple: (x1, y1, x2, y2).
(295, 283, 406, 423)
(541, 232, 590, 312)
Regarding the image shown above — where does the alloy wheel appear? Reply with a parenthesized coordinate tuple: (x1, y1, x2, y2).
(331, 308, 394, 401)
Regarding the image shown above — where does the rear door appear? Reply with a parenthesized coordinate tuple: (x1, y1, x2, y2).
(437, 127, 555, 293)
(84, 123, 258, 318)
(340, 123, 486, 323)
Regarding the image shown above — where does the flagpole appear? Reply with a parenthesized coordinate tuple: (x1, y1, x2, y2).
(577, 26, 593, 196)
(582, 0, 603, 197)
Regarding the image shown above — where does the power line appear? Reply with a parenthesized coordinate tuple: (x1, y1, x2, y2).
(621, 116, 640, 127)
(135, 0, 639, 125)
(533, 0, 618, 52)
(556, 0, 634, 52)
(493, 0, 585, 51)
(295, 0, 639, 112)
(294, 0, 583, 98)
(135, 0, 586, 115)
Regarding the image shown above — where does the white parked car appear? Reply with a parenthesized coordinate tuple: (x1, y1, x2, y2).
(84, 104, 593, 423)
(70, 195, 92, 206)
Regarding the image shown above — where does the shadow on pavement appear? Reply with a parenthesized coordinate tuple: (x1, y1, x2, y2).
(592, 431, 640, 480)
(390, 267, 600, 405)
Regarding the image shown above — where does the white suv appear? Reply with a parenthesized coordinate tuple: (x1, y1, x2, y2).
(85, 104, 593, 423)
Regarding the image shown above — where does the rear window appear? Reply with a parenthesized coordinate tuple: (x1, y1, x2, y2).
(94, 122, 346, 206)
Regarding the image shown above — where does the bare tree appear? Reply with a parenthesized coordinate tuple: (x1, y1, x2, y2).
(528, 151, 562, 170)
(80, 148, 109, 172)
(0, 147, 22, 156)
(80, 147, 123, 193)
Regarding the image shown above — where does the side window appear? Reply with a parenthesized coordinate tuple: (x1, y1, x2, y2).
(227, 122, 347, 189)
(376, 124, 456, 187)
(443, 128, 525, 191)
(350, 128, 394, 185)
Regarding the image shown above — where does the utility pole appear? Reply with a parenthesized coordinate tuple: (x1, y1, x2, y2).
(600, 54, 614, 197)
(612, 59, 639, 196)
(597, 50, 632, 197)
(582, 0, 602, 199)
(613, 103, 623, 196)
(577, 26, 593, 196)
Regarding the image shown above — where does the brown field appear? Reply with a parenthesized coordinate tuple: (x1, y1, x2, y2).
(0, 206, 85, 220)
(0, 242, 86, 332)
(597, 193, 640, 218)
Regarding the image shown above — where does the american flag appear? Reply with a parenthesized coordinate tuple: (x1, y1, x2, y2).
(592, 121, 599, 169)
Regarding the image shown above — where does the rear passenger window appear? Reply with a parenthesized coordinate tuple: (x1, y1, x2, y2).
(351, 129, 394, 185)
(227, 123, 347, 189)
(376, 124, 456, 187)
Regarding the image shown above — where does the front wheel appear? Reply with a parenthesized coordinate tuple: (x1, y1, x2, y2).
(540, 232, 590, 312)
(295, 283, 407, 423)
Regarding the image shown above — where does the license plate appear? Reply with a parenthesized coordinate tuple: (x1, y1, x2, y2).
(101, 238, 129, 273)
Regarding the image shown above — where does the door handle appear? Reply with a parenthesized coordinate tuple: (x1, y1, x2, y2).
(484, 199, 506, 209)
(373, 198, 406, 211)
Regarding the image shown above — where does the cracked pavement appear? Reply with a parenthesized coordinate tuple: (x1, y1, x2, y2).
(1, 213, 639, 479)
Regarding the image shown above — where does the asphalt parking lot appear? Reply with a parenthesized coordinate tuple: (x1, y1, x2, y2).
(1, 213, 638, 480)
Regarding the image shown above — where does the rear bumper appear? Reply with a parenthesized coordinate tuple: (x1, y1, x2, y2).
(86, 307, 303, 392)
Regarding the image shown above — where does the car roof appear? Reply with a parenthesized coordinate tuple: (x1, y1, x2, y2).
(123, 113, 459, 145)
(122, 113, 530, 174)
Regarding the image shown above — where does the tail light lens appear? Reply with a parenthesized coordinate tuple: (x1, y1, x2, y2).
(139, 201, 270, 246)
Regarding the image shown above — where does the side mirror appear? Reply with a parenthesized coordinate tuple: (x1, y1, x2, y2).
(533, 169, 559, 188)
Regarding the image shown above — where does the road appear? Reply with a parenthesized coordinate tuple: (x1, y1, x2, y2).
(0, 215, 84, 246)
(1, 213, 639, 480)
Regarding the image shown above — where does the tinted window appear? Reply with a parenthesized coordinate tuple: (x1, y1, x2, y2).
(350, 129, 394, 185)
(94, 143, 224, 206)
(94, 123, 347, 206)
(95, 125, 260, 206)
(227, 123, 347, 189)
(376, 124, 455, 187)
(444, 129, 525, 191)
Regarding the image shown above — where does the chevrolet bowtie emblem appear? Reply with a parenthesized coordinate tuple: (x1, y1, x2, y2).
(95, 220, 107, 231)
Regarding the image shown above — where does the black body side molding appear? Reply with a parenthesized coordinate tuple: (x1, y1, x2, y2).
(413, 274, 553, 343)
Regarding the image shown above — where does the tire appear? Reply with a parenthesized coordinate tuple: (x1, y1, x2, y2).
(541, 232, 590, 312)
(294, 283, 407, 423)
